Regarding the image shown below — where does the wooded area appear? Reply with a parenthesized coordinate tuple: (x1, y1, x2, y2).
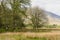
(0, 0, 56, 32)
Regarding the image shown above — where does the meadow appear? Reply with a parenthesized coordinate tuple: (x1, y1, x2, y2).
(0, 32, 60, 40)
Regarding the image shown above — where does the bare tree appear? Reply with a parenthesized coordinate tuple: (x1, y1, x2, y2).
(26, 7, 48, 29)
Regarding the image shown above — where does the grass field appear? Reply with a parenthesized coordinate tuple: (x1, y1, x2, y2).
(0, 32, 60, 40)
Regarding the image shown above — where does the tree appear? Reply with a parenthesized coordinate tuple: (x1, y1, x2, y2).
(26, 7, 48, 29)
(10, 0, 30, 29)
(0, 0, 31, 32)
(0, 1, 13, 31)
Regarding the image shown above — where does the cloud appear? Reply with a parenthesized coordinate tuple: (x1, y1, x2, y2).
(32, 0, 60, 16)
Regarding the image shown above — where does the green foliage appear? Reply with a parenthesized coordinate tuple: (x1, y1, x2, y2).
(46, 25, 57, 28)
(27, 37, 47, 40)
(0, 0, 49, 32)
(0, 0, 30, 32)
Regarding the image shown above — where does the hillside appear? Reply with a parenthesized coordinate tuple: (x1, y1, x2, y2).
(44, 11, 60, 25)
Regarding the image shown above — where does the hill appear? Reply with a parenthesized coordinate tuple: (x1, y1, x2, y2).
(43, 10, 60, 25)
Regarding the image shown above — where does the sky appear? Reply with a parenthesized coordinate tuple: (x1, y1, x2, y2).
(31, 0, 60, 16)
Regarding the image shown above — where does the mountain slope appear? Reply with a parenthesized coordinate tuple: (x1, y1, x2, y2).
(44, 11, 60, 19)
(43, 10, 60, 25)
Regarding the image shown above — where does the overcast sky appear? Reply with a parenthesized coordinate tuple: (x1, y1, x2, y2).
(31, 0, 60, 16)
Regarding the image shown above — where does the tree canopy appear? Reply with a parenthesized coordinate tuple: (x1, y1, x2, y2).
(26, 7, 48, 29)
(0, 0, 31, 32)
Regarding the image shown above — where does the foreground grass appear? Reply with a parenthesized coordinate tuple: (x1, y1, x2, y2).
(0, 32, 60, 40)
(0, 34, 47, 40)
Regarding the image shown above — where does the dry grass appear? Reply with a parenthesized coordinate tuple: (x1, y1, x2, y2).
(0, 31, 60, 40)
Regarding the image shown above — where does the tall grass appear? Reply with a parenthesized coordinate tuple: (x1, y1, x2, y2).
(0, 32, 60, 40)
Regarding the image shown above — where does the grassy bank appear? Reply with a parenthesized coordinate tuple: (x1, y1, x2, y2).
(0, 32, 60, 40)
